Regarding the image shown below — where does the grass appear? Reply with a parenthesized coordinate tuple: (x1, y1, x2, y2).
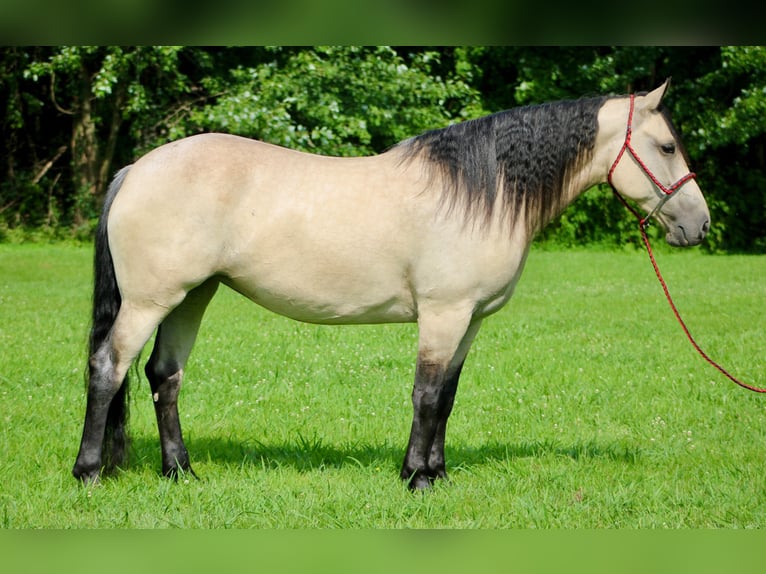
(1, 243, 765, 528)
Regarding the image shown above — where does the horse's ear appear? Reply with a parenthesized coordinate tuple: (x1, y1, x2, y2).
(641, 78, 671, 111)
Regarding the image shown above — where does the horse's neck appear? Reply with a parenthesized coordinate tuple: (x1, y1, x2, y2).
(558, 97, 629, 214)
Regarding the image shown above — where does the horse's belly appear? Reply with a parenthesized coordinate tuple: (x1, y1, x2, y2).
(219, 194, 420, 324)
(221, 264, 417, 325)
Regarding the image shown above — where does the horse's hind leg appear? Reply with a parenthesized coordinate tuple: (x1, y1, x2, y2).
(144, 278, 219, 478)
(73, 305, 168, 483)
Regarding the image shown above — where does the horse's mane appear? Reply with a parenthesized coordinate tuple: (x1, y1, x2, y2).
(398, 95, 610, 233)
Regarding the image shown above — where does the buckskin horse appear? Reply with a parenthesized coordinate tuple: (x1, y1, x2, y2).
(73, 81, 709, 489)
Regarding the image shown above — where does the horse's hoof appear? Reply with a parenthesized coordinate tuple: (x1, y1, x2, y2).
(430, 467, 449, 481)
(73, 466, 101, 486)
(163, 464, 198, 481)
(402, 470, 433, 491)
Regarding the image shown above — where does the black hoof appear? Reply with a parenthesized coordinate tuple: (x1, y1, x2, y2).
(430, 467, 449, 481)
(163, 464, 198, 481)
(401, 469, 435, 491)
(72, 465, 101, 485)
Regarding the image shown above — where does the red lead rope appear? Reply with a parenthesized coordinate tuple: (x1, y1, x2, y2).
(609, 94, 766, 393)
(613, 189, 766, 393)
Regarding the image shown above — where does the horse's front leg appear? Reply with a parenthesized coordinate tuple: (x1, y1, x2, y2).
(426, 361, 464, 479)
(401, 358, 452, 489)
(401, 312, 481, 490)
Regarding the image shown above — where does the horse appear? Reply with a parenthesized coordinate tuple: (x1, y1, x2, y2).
(72, 80, 710, 490)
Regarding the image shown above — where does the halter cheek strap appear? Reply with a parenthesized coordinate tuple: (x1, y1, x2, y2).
(607, 94, 697, 228)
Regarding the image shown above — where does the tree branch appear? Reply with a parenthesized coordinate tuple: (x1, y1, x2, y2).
(32, 144, 67, 184)
(150, 89, 227, 135)
(96, 83, 127, 199)
(0, 201, 18, 215)
(50, 70, 75, 115)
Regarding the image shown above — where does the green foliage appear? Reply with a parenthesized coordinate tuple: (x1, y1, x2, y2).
(4, 46, 198, 226)
(678, 46, 766, 252)
(188, 46, 485, 156)
(24, 46, 190, 124)
(691, 46, 766, 148)
(2, 46, 765, 251)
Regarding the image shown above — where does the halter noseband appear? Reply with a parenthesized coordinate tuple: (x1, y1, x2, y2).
(607, 94, 697, 228)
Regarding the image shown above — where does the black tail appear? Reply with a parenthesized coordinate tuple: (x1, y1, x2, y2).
(89, 166, 131, 472)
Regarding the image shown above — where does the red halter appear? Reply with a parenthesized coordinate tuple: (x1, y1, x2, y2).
(607, 94, 697, 228)
(610, 94, 766, 393)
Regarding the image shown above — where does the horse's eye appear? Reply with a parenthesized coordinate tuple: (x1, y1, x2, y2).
(661, 143, 676, 155)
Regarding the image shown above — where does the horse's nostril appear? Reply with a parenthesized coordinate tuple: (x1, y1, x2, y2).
(701, 219, 710, 234)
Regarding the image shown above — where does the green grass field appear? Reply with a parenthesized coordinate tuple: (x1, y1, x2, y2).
(1, 243, 765, 528)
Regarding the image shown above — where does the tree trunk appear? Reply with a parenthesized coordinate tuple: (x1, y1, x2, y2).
(96, 83, 126, 207)
(70, 65, 99, 227)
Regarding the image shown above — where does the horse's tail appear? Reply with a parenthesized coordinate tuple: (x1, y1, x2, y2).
(89, 165, 131, 471)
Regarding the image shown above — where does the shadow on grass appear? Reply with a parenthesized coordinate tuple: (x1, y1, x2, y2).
(128, 434, 641, 476)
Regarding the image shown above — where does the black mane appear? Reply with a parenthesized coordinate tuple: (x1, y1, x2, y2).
(399, 95, 609, 233)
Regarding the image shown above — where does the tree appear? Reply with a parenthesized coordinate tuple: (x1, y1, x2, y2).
(1, 47, 65, 229)
(186, 46, 486, 156)
(22, 46, 195, 226)
(679, 46, 766, 251)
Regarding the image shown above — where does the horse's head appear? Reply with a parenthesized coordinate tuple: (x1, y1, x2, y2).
(607, 80, 710, 247)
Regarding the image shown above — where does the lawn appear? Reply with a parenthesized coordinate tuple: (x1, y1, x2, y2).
(1, 243, 765, 528)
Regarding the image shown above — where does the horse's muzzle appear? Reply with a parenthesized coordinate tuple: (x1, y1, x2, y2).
(666, 218, 710, 247)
